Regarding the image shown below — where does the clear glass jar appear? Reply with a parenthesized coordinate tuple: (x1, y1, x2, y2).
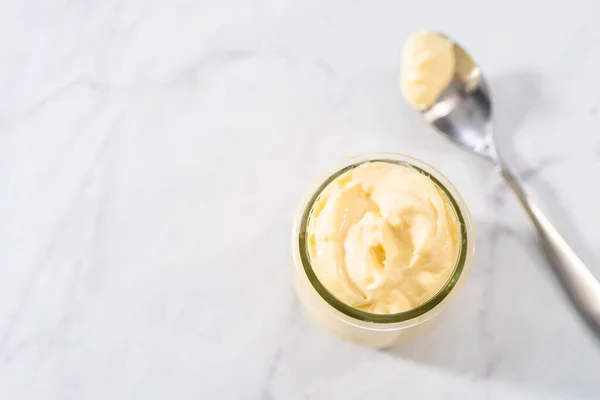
(292, 153, 474, 348)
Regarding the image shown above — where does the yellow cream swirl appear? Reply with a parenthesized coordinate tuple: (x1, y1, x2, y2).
(307, 161, 461, 314)
(400, 31, 455, 110)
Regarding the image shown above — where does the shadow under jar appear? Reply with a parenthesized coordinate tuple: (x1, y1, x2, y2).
(292, 153, 475, 348)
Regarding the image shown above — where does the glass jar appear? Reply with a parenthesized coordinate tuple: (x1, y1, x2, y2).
(292, 153, 474, 348)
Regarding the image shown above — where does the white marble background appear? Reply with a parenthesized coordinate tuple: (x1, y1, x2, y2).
(1, 0, 600, 399)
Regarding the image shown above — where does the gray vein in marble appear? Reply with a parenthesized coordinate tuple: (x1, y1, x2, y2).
(0, 78, 112, 134)
(259, 296, 299, 400)
(519, 157, 563, 182)
(310, 57, 334, 77)
(105, 0, 150, 38)
(28, 78, 111, 116)
(170, 49, 256, 86)
(260, 347, 282, 400)
(169, 48, 336, 88)
(0, 115, 119, 361)
(490, 156, 564, 205)
(0, 225, 68, 360)
(270, 49, 335, 78)
(478, 191, 509, 380)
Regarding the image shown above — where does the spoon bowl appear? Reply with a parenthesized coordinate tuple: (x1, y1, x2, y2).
(422, 35, 495, 159)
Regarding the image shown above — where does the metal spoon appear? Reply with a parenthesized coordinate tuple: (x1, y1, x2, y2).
(419, 32, 600, 338)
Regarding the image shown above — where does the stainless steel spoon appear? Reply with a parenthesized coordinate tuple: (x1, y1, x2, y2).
(419, 33, 600, 338)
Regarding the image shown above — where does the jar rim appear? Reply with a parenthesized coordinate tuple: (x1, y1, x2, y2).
(293, 152, 474, 325)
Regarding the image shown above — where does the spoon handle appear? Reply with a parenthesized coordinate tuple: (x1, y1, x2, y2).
(498, 163, 600, 338)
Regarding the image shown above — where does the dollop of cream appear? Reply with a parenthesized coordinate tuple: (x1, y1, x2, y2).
(307, 162, 461, 314)
(400, 31, 455, 110)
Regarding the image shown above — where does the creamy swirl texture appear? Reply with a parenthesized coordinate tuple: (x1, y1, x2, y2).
(400, 31, 455, 110)
(306, 161, 461, 314)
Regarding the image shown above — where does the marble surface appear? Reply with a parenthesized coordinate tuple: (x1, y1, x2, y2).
(1, 0, 600, 398)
